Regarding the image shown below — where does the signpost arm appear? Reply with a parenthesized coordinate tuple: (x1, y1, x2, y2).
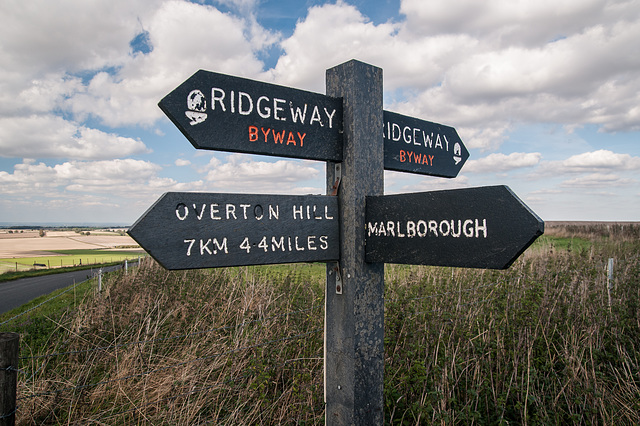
(325, 60, 385, 425)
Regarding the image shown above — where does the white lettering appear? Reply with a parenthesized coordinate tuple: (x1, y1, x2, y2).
(176, 204, 188, 221)
(211, 88, 226, 112)
(257, 96, 271, 118)
(210, 204, 221, 220)
(475, 219, 487, 238)
(463, 219, 474, 238)
(290, 103, 307, 124)
(254, 205, 264, 220)
(273, 98, 286, 121)
(310, 106, 322, 126)
(403, 126, 412, 144)
(269, 205, 279, 220)
(325, 205, 334, 220)
(194, 203, 206, 220)
(324, 108, 336, 129)
(240, 204, 251, 219)
(272, 236, 285, 251)
(319, 235, 329, 250)
(184, 239, 196, 256)
(238, 92, 253, 115)
(226, 204, 237, 220)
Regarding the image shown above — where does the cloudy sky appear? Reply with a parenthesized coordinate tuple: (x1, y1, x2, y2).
(1, 0, 639, 225)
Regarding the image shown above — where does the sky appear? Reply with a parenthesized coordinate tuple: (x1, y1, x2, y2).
(1, 0, 639, 225)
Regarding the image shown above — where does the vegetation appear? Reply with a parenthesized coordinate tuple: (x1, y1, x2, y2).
(0, 249, 144, 277)
(1, 223, 638, 424)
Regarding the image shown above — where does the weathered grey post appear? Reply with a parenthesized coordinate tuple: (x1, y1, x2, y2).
(325, 60, 385, 424)
(0, 332, 19, 425)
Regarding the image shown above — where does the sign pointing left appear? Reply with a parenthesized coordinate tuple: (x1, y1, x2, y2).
(159, 70, 344, 162)
(128, 192, 339, 270)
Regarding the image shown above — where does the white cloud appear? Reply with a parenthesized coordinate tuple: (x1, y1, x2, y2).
(202, 155, 323, 193)
(561, 173, 636, 188)
(0, 0, 159, 74)
(0, 158, 203, 198)
(400, 0, 618, 44)
(464, 152, 542, 173)
(0, 0, 272, 130)
(0, 115, 149, 160)
(538, 149, 640, 175)
(562, 149, 640, 171)
(63, 0, 273, 127)
(175, 159, 191, 167)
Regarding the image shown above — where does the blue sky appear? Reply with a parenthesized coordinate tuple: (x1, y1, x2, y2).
(1, 0, 639, 225)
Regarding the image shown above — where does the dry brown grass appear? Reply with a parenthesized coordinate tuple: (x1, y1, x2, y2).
(6, 222, 640, 424)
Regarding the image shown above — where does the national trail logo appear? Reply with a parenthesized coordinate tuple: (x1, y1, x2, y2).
(186, 89, 207, 125)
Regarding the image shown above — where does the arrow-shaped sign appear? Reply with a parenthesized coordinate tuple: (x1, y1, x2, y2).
(129, 192, 339, 270)
(159, 70, 344, 162)
(160, 70, 470, 178)
(365, 186, 543, 269)
(382, 110, 469, 178)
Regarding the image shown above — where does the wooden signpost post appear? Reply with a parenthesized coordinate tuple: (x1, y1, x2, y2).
(129, 59, 544, 425)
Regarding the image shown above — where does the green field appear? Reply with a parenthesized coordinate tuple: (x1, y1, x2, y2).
(0, 249, 144, 273)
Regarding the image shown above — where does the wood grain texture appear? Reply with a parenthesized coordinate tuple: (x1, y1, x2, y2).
(324, 60, 385, 425)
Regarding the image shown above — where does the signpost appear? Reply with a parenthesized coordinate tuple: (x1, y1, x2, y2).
(158, 70, 343, 162)
(128, 192, 339, 270)
(131, 59, 544, 426)
(382, 110, 469, 177)
(365, 186, 544, 269)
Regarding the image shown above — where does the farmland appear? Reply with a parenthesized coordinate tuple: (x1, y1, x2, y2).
(1, 222, 639, 424)
(0, 229, 142, 274)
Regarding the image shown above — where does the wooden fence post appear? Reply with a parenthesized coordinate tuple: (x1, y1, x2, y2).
(325, 59, 385, 425)
(0, 332, 19, 426)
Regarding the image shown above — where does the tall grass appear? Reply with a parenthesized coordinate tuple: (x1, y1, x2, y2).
(5, 223, 640, 424)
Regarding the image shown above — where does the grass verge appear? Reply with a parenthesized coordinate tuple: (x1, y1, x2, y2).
(2, 223, 639, 424)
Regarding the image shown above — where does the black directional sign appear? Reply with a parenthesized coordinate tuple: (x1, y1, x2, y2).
(159, 70, 343, 162)
(128, 192, 339, 270)
(365, 185, 544, 269)
(383, 110, 469, 178)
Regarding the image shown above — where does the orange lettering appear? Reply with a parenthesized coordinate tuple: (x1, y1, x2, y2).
(297, 132, 306, 147)
(414, 153, 422, 164)
(400, 150, 406, 162)
(248, 126, 258, 142)
(429, 155, 434, 165)
(287, 131, 296, 146)
(261, 127, 270, 142)
(274, 130, 285, 144)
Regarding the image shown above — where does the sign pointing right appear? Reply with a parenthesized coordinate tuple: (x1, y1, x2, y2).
(383, 110, 469, 178)
(365, 185, 544, 269)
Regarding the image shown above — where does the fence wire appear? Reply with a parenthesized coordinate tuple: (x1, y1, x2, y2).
(0, 278, 87, 327)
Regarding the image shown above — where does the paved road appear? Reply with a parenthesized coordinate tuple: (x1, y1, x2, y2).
(0, 265, 124, 315)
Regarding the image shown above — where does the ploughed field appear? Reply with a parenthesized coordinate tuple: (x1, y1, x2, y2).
(0, 230, 141, 273)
